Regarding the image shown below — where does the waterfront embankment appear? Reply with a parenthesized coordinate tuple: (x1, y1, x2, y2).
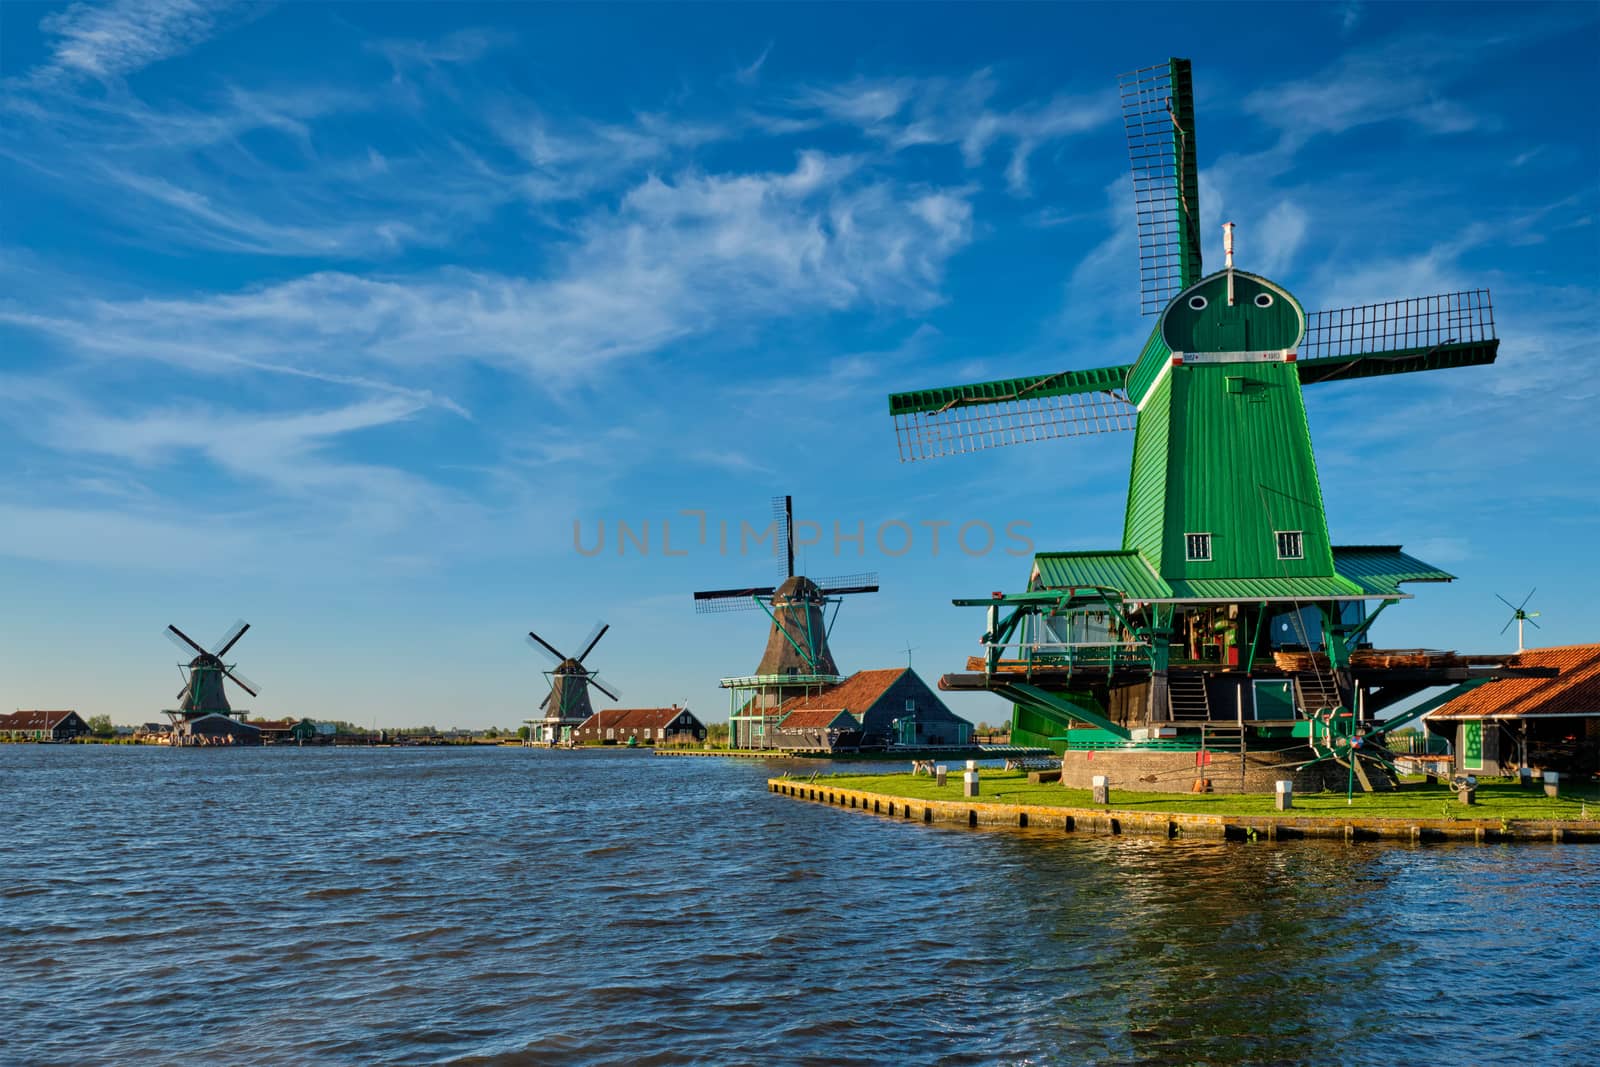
(769, 771, 1600, 842)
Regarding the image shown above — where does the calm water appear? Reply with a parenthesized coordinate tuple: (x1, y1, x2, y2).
(2, 746, 1596, 1066)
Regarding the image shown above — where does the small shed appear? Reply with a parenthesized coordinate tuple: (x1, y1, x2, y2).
(246, 718, 301, 743)
(572, 706, 706, 745)
(0, 710, 90, 742)
(1426, 644, 1599, 777)
(769, 708, 862, 751)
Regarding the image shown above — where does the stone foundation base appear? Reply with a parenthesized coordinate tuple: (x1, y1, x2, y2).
(1059, 748, 1361, 794)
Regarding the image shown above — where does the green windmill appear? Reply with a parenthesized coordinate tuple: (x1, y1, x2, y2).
(164, 620, 260, 743)
(887, 58, 1543, 791)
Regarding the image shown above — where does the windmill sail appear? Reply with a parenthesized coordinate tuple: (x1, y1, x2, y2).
(773, 495, 794, 580)
(888, 364, 1135, 461)
(693, 587, 778, 613)
(1297, 290, 1497, 384)
(1121, 58, 1202, 315)
(816, 572, 880, 596)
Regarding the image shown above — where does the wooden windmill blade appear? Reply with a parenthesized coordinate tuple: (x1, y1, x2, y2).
(1296, 289, 1499, 385)
(816, 572, 880, 596)
(1120, 58, 1202, 315)
(576, 621, 609, 664)
(526, 629, 566, 666)
(887, 364, 1137, 461)
(222, 665, 260, 698)
(773, 495, 794, 580)
(211, 619, 249, 657)
(586, 673, 620, 702)
(692, 586, 777, 613)
(166, 624, 208, 658)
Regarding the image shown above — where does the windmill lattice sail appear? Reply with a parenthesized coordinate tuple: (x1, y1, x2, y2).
(891, 383, 1135, 462)
(1121, 58, 1202, 315)
(1302, 289, 1496, 358)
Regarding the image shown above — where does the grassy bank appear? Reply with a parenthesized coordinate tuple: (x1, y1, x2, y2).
(800, 770, 1599, 821)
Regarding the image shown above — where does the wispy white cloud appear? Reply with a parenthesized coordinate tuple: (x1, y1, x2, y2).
(734, 42, 772, 87)
(790, 70, 1113, 196)
(1241, 36, 1491, 153)
(370, 27, 513, 76)
(5, 152, 972, 385)
(35, 0, 237, 81)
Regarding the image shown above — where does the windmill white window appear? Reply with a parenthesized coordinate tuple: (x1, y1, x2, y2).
(1276, 531, 1304, 560)
(1185, 533, 1212, 561)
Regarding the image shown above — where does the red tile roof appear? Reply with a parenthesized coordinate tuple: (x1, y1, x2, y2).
(579, 707, 695, 732)
(778, 668, 908, 716)
(0, 710, 79, 731)
(1429, 645, 1600, 719)
(777, 709, 857, 730)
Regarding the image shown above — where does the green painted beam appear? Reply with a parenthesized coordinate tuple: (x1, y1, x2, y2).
(1000, 681, 1133, 740)
(1367, 678, 1493, 737)
(1169, 57, 1202, 288)
(887, 364, 1132, 417)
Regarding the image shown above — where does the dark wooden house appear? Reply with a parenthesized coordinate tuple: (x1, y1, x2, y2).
(774, 668, 973, 749)
(572, 706, 706, 745)
(1427, 644, 1600, 777)
(0, 710, 90, 742)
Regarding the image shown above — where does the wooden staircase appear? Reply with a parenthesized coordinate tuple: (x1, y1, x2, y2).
(1168, 671, 1212, 721)
(1294, 672, 1342, 714)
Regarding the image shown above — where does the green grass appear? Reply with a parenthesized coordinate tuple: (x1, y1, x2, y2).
(800, 770, 1600, 821)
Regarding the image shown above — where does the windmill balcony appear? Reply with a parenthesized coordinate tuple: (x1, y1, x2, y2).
(976, 640, 1154, 674)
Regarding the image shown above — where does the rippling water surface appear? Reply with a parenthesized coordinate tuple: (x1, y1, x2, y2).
(3, 745, 1596, 1065)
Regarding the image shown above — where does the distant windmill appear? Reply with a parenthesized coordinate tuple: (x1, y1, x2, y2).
(164, 620, 260, 742)
(526, 622, 618, 744)
(1497, 589, 1541, 654)
(693, 495, 879, 675)
(693, 495, 879, 746)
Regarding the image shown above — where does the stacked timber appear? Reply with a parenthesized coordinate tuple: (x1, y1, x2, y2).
(1273, 651, 1331, 672)
(1348, 649, 1463, 669)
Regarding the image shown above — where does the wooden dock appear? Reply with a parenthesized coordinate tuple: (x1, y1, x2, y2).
(767, 779, 1600, 843)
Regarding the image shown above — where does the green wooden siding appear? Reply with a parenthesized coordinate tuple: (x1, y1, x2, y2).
(1122, 372, 1173, 570)
(1168, 576, 1365, 600)
(1032, 551, 1168, 599)
(1124, 323, 1174, 408)
(1123, 360, 1336, 583)
(1161, 272, 1305, 353)
(1332, 546, 1454, 596)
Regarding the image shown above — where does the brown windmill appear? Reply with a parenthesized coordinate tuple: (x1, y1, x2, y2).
(693, 496, 878, 746)
(526, 622, 618, 745)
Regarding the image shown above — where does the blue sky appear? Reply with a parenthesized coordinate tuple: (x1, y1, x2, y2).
(1, 1, 1596, 728)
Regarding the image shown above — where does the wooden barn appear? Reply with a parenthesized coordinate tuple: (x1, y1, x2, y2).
(1427, 644, 1600, 778)
(572, 706, 706, 745)
(0, 710, 90, 742)
(774, 668, 973, 749)
(174, 713, 262, 746)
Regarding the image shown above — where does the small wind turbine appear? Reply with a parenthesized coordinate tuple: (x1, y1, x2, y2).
(1497, 589, 1541, 653)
